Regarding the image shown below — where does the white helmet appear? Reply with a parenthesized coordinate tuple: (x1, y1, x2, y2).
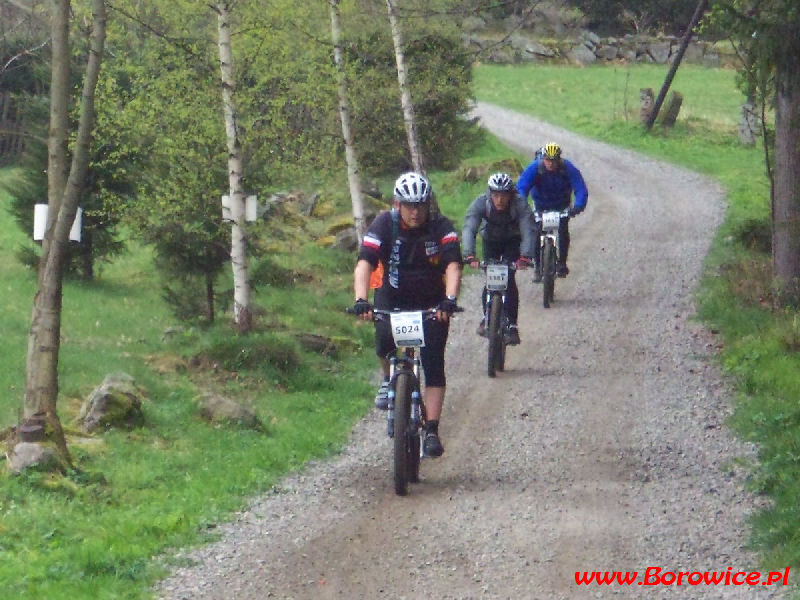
(488, 172, 513, 192)
(394, 172, 432, 203)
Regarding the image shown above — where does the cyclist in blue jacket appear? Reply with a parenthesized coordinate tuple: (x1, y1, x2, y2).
(517, 142, 588, 280)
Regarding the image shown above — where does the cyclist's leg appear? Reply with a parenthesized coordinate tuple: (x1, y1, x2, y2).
(559, 217, 570, 265)
(419, 319, 448, 421)
(419, 319, 449, 456)
(532, 219, 543, 267)
(373, 318, 396, 409)
(374, 317, 396, 374)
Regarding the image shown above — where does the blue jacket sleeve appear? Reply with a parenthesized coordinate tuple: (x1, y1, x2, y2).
(516, 159, 539, 201)
(564, 160, 588, 211)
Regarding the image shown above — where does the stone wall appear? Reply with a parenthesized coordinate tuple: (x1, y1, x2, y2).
(465, 31, 737, 69)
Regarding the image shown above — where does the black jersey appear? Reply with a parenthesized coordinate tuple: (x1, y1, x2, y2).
(358, 210, 461, 310)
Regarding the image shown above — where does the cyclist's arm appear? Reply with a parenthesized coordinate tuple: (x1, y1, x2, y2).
(460, 197, 484, 258)
(565, 161, 588, 211)
(353, 259, 373, 301)
(444, 260, 461, 300)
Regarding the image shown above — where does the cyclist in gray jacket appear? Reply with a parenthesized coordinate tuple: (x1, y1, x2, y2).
(462, 173, 534, 345)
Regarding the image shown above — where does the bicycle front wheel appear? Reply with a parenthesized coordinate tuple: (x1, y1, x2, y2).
(487, 295, 503, 378)
(497, 316, 507, 372)
(393, 373, 412, 496)
(542, 239, 556, 308)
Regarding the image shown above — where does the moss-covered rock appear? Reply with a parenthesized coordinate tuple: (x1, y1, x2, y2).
(195, 393, 264, 431)
(77, 373, 146, 433)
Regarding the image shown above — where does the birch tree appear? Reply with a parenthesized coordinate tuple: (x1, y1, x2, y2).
(329, 0, 366, 242)
(23, 0, 107, 465)
(214, 0, 252, 333)
(385, 0, 424, 173)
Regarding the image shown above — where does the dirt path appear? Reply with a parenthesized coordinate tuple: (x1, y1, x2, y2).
(155, 104, 788, 600)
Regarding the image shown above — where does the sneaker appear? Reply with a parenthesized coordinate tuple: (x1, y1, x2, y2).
(556, 263, 569, 278)
(423, 429, 444, 458)
(504, 324, 521, 346)
(374, 380, 390, 410)
(476, 320, 487, 337)
(532, 265, 542, 283)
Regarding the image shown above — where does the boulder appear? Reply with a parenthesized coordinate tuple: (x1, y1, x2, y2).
(196, 393, 263, 430)
(647, 42, 672, 64)
(681, 42, 705, 64)
(7, 442, 64, 474)
(566, 43, 597, 65)
(77, 372, 145, 433)
(597, 45, 619, 61)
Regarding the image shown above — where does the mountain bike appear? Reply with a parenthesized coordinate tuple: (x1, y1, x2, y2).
(534, 209, 570, 308)
(480, 259, 517, 378)
(348, 306, 459, 496)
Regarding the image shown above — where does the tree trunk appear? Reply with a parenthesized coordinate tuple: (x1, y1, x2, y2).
(771, 29, 800, 306)
(24, 0, 107, 466)
(644, 0, 708, 130)
(215, 1, 252, 333)
(385, 0, 424, 173)
(329, 0, 366, 243)
(42, 0, 70, 276)
(206, 272, 215, 324)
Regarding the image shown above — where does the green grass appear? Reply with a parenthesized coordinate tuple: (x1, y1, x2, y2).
(475, 62, 800, 574)
(0, 177, 379, 598)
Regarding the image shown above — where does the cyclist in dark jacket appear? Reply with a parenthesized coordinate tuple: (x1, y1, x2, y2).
(462, 172, 533, 346)
(352, 172, 462, 458)
(517, 142, 588, 280)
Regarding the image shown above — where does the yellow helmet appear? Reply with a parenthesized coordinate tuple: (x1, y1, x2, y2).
(543, 142, 561, 160)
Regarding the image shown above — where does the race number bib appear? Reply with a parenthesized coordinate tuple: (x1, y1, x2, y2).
(486, 264, 509, 291)
(541, 211, 561, 230)
(390, 311, 425, 347)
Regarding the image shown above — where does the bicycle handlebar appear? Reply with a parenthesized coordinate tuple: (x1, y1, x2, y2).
(345, 306, 464, 321)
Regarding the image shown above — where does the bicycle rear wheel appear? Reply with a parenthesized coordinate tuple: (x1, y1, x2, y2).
(487, 295, 503, 377)
(393, 373, 412, 496)
(542, 239, 556, 308)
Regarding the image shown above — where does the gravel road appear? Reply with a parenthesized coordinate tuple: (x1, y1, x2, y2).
(154, 104, 790, 599)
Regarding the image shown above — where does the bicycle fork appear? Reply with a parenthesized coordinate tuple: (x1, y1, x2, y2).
(484, 290, 508, 329)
